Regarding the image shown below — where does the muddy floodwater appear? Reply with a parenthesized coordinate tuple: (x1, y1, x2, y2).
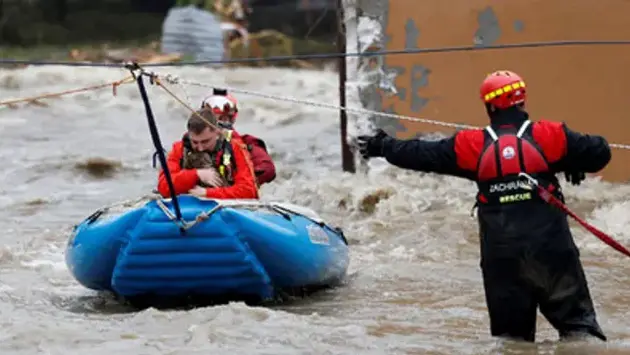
(1, 66, 629, 354)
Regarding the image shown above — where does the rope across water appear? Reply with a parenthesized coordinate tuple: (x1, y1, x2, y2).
(153, 70, 630, 150)
(2, 62, 630, 150)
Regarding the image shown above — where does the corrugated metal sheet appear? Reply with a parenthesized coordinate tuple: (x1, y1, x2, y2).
(161, 6, 225, 63)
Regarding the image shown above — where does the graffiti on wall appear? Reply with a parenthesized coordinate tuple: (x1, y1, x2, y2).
(376, 0, 630, 181)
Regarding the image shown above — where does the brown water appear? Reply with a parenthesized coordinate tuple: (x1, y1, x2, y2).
(1, 66, 629, 355)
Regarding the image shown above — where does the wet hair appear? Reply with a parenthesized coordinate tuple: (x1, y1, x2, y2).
(187, 108, 218, 134)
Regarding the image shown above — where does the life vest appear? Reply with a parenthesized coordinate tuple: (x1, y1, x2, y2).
(475, 120, 558, 205)
(180, 130, 236, 185)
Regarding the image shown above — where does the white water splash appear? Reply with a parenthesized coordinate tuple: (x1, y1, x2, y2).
(1, 65, 629, 355)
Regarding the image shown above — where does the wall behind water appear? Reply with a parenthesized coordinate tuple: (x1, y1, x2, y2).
(361, 0, 629, 182)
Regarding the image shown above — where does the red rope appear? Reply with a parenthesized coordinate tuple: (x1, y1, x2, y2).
(520, 173, 630, 258)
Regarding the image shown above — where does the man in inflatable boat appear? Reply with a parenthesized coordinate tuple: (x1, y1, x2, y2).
(156, 107, 259, 199)
(357, 70, 611, 343)
(201, 89, 277, 186)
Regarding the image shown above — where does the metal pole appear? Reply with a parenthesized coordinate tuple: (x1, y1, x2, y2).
(337, 0, 356, 173)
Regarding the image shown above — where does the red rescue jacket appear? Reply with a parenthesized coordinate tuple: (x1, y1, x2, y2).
(156, 131, 259, 199)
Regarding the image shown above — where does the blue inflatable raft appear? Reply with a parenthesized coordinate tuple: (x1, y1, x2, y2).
(64, 195, 350, 306)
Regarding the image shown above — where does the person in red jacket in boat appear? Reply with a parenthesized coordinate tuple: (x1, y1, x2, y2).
(156, 107, 259, 199)
(201, 89, 277, 186)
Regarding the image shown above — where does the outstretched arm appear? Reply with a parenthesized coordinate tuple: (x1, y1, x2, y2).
(562, 125, 611, 173)
(531, 120, 611, 182)
(358, 130, 475, 179)
(381, 135, 459, 175)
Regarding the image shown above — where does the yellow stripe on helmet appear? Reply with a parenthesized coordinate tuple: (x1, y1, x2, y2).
(484, 81, 526, 102)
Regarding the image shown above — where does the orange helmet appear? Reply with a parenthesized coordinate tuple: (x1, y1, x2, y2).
(480, 70, 527, 109)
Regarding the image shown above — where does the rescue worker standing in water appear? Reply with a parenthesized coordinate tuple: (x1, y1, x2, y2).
(156, 107, 259, 200)
(357, 70, 611, 343)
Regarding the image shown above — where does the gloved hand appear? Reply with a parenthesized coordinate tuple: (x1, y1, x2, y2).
(356, 129, 390, 160)
(564, 171, 586, 186)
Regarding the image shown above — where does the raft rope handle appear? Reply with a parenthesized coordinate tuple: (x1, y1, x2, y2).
(101, 193, 161, 211)
(154, 71, 630, 151)
(519, 172, 630, 258)
(0, 75, 135, 108)
(154, 198, 246, 231)
(154, 196, 334, 232)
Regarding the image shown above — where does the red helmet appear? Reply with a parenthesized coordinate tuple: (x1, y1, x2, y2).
(480, 70, 527, 109)
(226, 93, 238, 120)
(201, 94, 238, 118)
